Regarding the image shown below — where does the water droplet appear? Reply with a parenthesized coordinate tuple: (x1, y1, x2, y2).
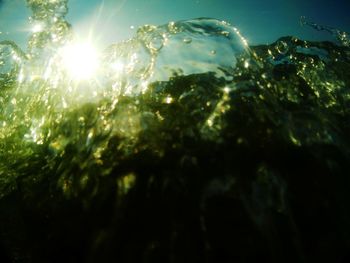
(168, 21, 179, 34)
(183, 37, 192, 44)
(244, 60, 249, 68)
(276, 41, 288, 55)
(163, 96, 174, 104)
(149, 35, 164, 52)
(223, 87, 231, 94)
(221, 31, 230, 37)
(289, 132, 301, 146)
(300, 16, 307, 26)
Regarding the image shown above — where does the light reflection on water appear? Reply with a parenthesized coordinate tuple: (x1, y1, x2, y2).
(0, 0, 349, 199)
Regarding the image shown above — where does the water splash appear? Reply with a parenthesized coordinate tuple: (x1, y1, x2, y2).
(0, 40, 25, 84)
(0, 1, 349, 201)
(300, 16, 350, 47)
(26, 0, 71, 56)
(0, 0, 254, 197)
(0, 3, 350, 262)
(103, 18, 250, 95)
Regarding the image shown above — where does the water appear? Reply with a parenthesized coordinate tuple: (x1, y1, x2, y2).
(0, 1, 350, 262)
(0, 0, 253, 191)
(300, 16, 350, 47)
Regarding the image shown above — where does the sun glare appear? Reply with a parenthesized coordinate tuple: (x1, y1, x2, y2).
(32, 23, 44, 33)
(61, 42, 100, 80)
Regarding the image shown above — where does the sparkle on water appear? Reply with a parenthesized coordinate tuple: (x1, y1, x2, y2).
(0, 0, 253, 196)
(0, 0, 349, 199)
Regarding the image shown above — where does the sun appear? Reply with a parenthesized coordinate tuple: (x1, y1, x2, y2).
(60, 42, 100, 81)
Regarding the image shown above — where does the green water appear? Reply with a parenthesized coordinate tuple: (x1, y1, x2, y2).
(0, 1, 350, 262)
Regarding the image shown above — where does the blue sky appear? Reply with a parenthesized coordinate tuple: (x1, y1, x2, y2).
(0, 0, 349, 49)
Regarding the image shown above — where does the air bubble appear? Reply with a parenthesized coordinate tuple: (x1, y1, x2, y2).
(276, 41, 288, 55)
(0, 41, 24, 77)
(183, 37, 192, 44)
(149, 35, 164, 52)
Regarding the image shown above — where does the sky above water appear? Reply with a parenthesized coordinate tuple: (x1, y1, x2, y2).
(0, 0, 349, 49)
